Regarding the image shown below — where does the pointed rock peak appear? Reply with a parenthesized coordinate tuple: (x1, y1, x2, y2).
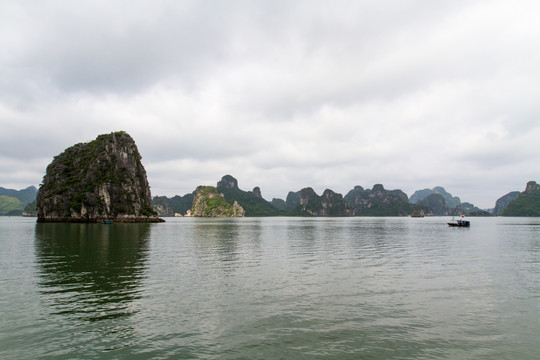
(322, 189, 337, 198)
(285, 191, 301, 209)
(299, 187, 317, 196)
(432, 186, 447, 193)
(525, 181, 540, 193)
(253, 187, 262, 198)
(391, 189, 409, 202)
(372, 184, 385, 192)
(217, 175, 238, 190)
(353, 185, 364, 192)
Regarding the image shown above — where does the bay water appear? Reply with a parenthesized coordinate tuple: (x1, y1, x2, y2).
(0, 216, 538, 359)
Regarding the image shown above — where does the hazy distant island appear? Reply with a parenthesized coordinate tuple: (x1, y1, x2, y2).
(1, 131, 539, 219)
(0, 186, 37, 216)
(35, 131, 163, 223)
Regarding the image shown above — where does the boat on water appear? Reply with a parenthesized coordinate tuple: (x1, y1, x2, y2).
(448, 216, 470, 227)
(102, 220, 113, 224)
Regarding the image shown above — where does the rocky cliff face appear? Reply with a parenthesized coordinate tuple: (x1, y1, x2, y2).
(151, 193, 194, 217)
(216, 175, 283, 216)
(252, 187, 262, 198)
(493, 191, 520, 215)
(271, 198, 287, 210)
(296, 187, 322, 216)
(418, 193, 448, 216)
(525, 181, 540, 192)
(419, 194, 491, 216)
(285, 188, 352, 216)
(217, 175, 238, 190)
(454, 205, 492, 216)
(285, 191, 301, 210)
(410, 186, 461, 208)
(37, 131, 163, 222)
(152, 196, 175, 217)
(191, 186, 244, 217)
(345, 184, 425, 216)
(502, 180, 540, 216)
(320, 189, 353, 216)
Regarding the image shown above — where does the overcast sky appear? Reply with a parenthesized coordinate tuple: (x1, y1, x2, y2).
(1, 0, 539, 208)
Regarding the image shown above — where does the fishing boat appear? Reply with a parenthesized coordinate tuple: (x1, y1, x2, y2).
(102, 220, 113, 224)
(448, 216, 470, 227)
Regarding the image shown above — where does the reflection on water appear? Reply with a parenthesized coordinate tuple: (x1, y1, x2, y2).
(34, 223, 151, 322)
(193, 219, 241, 264)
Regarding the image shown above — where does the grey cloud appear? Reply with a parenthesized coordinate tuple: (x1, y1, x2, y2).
(2, 1, 231, 97)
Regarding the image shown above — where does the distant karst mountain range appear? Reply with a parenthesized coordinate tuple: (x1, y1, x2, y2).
(3, 173, 539, 218)
(151, 175, 540, 217)
(2, 131, 539, 218)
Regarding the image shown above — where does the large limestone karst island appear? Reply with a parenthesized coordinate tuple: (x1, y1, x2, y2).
(36, 131, 164, 223)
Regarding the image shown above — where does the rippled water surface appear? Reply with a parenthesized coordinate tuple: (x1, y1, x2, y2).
(1, 216, 539, 359)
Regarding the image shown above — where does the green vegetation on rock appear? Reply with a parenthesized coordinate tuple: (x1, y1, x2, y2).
(284, 188, 352, 216)
(493, 191, 520, 216)
(151, 176, 538, 218)
(346, 185, 427, 216)
(455, 202, 492, 216)
(168, 193, 195, 215)
(502, 181, 540, 216)
(270, 198, 287, 211)
(23, 200, 37, 216)
(0, 195, 24, 215)
(410, 186, 461, 208)
(217, 175, 283, 216)
(418, 194, 448, 216)
(191, 186, 244, 217)
(152, 193, 195, 217)
(219, 187, 284, 216)
(0, 186, 37, 205)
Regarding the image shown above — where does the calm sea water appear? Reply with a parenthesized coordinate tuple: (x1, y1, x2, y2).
(0, 216, 538, 359)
